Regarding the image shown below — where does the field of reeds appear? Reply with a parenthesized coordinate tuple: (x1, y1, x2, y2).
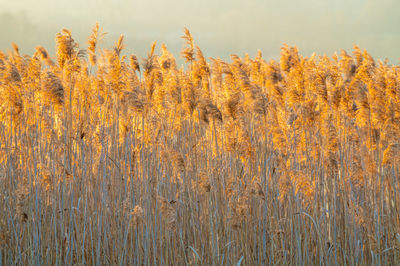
(0, 24, 399, 265)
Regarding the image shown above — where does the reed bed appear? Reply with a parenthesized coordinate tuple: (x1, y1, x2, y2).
(0, 25, 399, 265)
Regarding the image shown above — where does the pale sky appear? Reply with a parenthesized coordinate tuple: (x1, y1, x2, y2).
(0, 0, 399, 63)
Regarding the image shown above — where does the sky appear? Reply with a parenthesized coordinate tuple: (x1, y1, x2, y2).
(0, 0, 399, 63)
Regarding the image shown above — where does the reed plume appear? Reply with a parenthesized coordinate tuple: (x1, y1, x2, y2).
(41, 71, 64, 108)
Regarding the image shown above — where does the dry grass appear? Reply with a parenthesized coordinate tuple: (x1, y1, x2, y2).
(0, 26, 399, 265)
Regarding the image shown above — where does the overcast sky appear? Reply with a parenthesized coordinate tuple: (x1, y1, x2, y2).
(0, 0, 399, 63)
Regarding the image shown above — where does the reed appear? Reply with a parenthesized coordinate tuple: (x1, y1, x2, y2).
(0, 26, 399, 265)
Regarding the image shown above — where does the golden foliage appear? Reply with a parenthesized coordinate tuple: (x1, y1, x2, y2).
(1, 27, 400, 265)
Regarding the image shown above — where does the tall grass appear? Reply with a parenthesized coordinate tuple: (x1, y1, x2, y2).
(0, 26, 399, 265)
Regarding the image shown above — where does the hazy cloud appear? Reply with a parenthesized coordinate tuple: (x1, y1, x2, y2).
(0, 0, 399, 63)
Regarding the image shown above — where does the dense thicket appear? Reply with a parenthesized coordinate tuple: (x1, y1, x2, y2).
(0, 25, 399, 265)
